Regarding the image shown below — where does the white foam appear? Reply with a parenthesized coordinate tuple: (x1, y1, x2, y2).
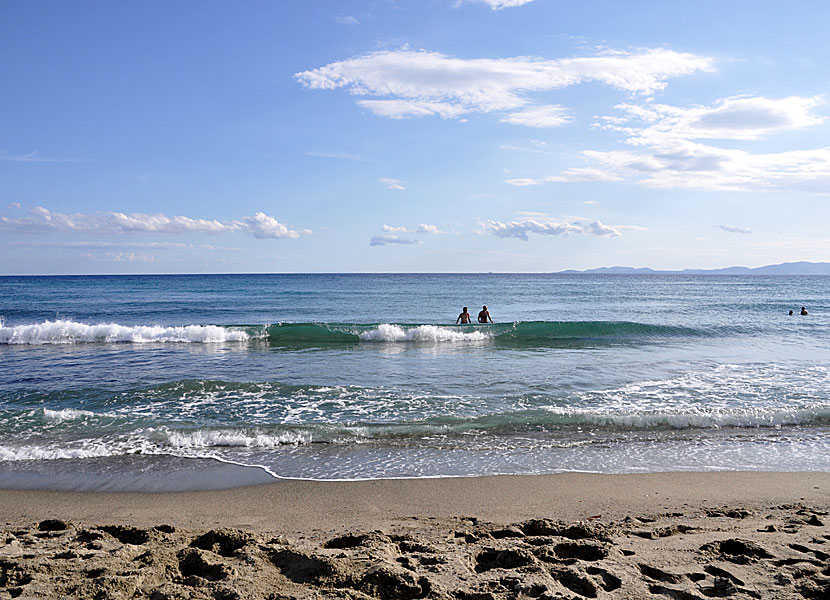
(164, 429, 311, 448)
(0, 436, 156, 461)
(359, 324, 490, 343)
(0, 429, 311, 465)
(0, 445, 114, 461)
(42, 408, 99, 422)
(540, 405, 827, 429)
(0, 320, 249, 345)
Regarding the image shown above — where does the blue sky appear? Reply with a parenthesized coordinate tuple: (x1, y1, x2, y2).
(2, 0, 830, 274)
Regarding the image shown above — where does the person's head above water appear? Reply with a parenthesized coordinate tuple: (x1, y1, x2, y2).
(482, 305, 487, 310)
(463, 307, 468, 311)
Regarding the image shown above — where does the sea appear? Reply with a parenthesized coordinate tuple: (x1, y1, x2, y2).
(1, 273, 828, 491)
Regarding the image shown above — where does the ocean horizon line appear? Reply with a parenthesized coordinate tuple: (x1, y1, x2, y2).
(2, 260, 830, 277)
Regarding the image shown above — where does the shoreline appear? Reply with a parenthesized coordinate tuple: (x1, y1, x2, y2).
(3, 442, 829, 494)
(0, 455, 277, 493)
(1, 471, 828, 599)
(2, 471, 827, 533)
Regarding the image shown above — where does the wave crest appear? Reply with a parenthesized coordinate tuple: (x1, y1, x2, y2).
(164, 429, 311, 448)
(0, 320, 249, 345)
(359, 324, 490, 343)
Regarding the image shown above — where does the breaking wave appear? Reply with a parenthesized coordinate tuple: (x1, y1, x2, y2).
(0, 320, 248, 345)
(0, 319, 711, 346)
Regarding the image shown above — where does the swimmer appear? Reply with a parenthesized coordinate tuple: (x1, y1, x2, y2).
(801, 306, 809, 315)
(456, 307, 472, 324)
(478, 305, 493, 324)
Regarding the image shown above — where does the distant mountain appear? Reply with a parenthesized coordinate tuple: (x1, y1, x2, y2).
(558, 261, 830, 275)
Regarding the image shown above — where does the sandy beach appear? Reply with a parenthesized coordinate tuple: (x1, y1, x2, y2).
(1, 471, 828, 599)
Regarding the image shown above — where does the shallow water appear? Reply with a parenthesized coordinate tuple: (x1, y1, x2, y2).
(1, 274, 828, 489)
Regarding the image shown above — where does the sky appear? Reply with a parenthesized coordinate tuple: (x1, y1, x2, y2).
(2, 0, 830, 274)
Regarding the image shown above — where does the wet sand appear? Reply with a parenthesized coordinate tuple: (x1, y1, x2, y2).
(1, 472, 828, 598)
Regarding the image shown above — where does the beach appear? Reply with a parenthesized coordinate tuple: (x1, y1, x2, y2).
(2, 274, 829, 597)
(6, 0, 830, 595)
(2, 471, 828, 599)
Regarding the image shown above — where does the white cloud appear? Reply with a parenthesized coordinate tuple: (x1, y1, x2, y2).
(369, 235, 419, 246)
(468, 0, 536, 9)
(502, 105, 571, 128)
(504, 177, 549, 186)
(358, 99, 468, 119)
(0, 207, 306, 239)
(520, 95, 830, 192)
(296, 49, 715, 122)
(608, 95, 825, 144)
(482, 218, 621, 240)
(105, 211, 227, 234)
(335, 15, 359, 25)
(576, 140, 830, 192)
(381, 223, 442, 234)
(584, 220, 622, 236)
(6, 202, 21, 209)
(379, 177, 406, 190)
(719, 224, 752, 234)
(506, 167, 622, 186)
(243, 212, 302, 239)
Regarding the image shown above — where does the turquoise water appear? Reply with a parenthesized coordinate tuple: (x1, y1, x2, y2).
(1, 274, 828, 489)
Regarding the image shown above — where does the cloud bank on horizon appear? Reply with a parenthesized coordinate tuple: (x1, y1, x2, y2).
(0, 207, 308, 240)
(2, 1, 829, 273)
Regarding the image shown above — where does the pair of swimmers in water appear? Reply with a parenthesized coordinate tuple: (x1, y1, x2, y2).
(789, 307, 809, 315)
(456, 306, 493, 324)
